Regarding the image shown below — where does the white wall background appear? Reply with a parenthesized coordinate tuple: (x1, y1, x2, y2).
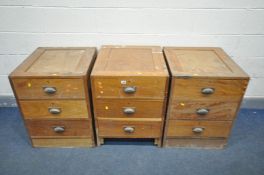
(0, 0, 264, 98)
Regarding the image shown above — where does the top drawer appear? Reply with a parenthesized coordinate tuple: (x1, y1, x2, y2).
(92, 76, 168, 99)
(11, 78, 85, 99)
(172, 79, 248, 101)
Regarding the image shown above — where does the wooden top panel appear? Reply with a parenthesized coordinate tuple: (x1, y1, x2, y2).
(10, 47, 96, 78)
(164, 47, 249, 79)
(92, 45, 169, 76)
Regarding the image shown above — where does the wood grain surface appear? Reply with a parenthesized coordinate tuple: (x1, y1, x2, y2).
(26, 119, 91, 138)
(92, 76, 168, 99)
(97, 118, 161, 138)
(94, 99, 165, 118)
(32, 138, 93, 148)
(20, 100, 89, 119)
(12, 78, 85, 99)
(168, 100, 238, 120)
(172, 79, 248, 101)
(167, 120, 232, 138)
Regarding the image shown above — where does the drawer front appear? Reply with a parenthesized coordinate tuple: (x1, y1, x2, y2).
(12, 78, 85, 99)
(26, 119, 91, 137)
(94, 99, 165, 118)
(169, 101, 238, 120)
(98, 119, 161, 138)
(20, 100, 89, 119)
(164, 138, 227, 149)
(31, 138, 93, 148)
(92, 76, 168, 99)
(172, 79, 247, 101)
(167, 120, 232, 138)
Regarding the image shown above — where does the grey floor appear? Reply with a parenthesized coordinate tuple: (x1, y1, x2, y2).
(0, 107, 263, 175)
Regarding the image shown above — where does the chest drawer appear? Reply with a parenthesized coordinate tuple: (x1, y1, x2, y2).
(167, 120, 232, 138)
(31, 138, 93, 148)
(9, 47, 96, 148)
(12, 78, 85, 99)
(92, 76, 168, 99)
(163, 47, 249, 148)
(169, 101, 238, 120)
(26, 119, 91, 138)
(98, 118, 161, 138)
(20, 100, 89, 119)
(92, 46, 169, 147)
(94, 99, 165, 118)
(172, 79, 247, 101)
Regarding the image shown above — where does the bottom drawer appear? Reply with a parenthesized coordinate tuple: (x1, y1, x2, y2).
(26, 119, 91, 138)
(97, 118, 162, 138)
(31, 138, 93, 148)
(167, 120, 232, 138)
(164, 138, 227, 149)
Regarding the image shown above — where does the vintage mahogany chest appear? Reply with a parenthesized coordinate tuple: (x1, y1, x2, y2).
(163, 47, 249, 148)
(9, 47, 96, 147)
(91, 45, 169, 146)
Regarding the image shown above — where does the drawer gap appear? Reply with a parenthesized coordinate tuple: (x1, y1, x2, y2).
(103, 138, 155, 146)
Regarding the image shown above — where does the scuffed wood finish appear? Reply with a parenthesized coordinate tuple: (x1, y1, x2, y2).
(92, 46, 169, 146)
(92, 76, 168, 99)
(12, 78, 85, 99)
(9, 47, 96, 77)
(163, 47, 250, 148)
(165, 138, 227, 149)
(172, 79, 248, 101)
(169, 101, 238, 120)
(27, 49, 87, 74)
(163, 47, 249, 79)
(91, 45, 168, 76)
(94, 99, 164, 118)
(9, 47, 97, 148)
(20, 100, 89, 119)
(97, 118, 161, 139)
(167, 120, 232, 138)
(26, 119, 91, 137)
(32, 138, 93, 148)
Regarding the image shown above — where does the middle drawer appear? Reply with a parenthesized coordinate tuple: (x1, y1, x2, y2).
(169, 100, 238, 120)
(20, 100, 89, 119)
(94, 99, 165, 118)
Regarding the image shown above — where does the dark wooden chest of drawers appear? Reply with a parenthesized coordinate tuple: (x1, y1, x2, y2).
(9, 47, 96, 147)
(91, 45, 169, 146)
(163, 47, 249, 148)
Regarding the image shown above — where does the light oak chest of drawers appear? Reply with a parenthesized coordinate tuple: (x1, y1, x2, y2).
(163, 47, 249, 148)
(91, 45, 169, 146)
(9, 47, 96, 147)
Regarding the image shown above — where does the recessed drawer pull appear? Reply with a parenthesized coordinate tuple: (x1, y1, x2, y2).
(123, 126, 135, 133)
(48, 107, 61, 114)
(196, 108, 209, 115)
(123, 86, 136, 94)
(201, 88, 214, 95)
(192, 127, 204, 133)
(43, 87, 57, 94)
(53, 126, 65, 133)
(123, 107, 136, 114)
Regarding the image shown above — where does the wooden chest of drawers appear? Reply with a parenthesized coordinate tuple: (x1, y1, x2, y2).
(9, 47, 96, 147)
(163, 47, 249, 148)
(91, 45, 169, 146)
